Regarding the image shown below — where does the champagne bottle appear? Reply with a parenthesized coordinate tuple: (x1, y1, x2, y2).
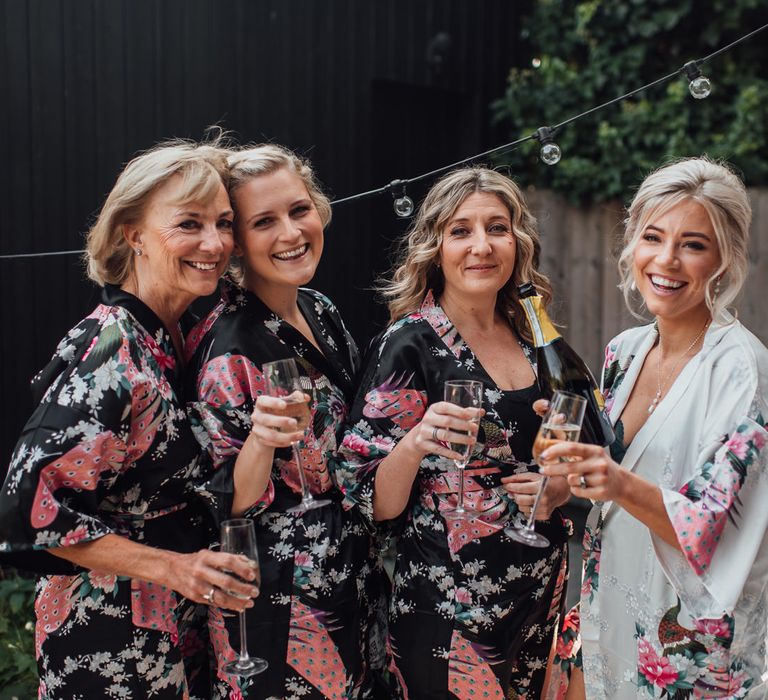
(518, 282, 614, 447)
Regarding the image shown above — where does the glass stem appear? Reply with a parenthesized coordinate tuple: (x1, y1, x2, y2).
(293, 443, 314, 503)
(524, 475, 549, 531)
(456, 464, 465, 511)
(238, 610, 249, 664)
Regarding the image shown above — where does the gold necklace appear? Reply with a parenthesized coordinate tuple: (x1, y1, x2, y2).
(648, 320, 710, 414)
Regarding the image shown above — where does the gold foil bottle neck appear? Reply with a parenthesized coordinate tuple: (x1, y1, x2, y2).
(520, 295, 561, 347)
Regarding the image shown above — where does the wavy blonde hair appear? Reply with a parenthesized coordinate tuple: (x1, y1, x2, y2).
(226, 144, 331, 282)
(619, 157, 751, 322)
(85, 135, 230, 286)
(380, 167, 552, 343)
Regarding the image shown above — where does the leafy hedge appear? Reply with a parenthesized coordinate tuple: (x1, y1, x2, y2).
(492, 0, 768, 204)
(0, 568, 37, 698)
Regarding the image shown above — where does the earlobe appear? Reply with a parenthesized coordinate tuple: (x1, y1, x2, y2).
(122, 224, 143, 250)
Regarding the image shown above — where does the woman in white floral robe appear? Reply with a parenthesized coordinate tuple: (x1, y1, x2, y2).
(544, 158, 768, 699)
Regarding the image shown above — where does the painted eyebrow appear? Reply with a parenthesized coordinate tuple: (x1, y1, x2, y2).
(645, 224, 711, 240)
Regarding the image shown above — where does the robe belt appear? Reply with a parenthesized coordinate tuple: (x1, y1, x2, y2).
(107, 502, 188, 523)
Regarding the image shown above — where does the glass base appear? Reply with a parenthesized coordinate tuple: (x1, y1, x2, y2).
(504, 525, 550, 548)
(287, 497, 332, 514)
(223, 656, 268, 677)
(442, 506, 481, 521)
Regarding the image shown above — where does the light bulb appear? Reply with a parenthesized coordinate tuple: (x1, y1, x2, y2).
(682, 61, 712, 100)
(540, 142, 561, 165)
(394, 195, 414, 218)
(689, 75, 711, 99)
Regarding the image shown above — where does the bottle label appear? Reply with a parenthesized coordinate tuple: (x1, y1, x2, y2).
(593, 388, 606, 411)
(520, 296, 561, 347)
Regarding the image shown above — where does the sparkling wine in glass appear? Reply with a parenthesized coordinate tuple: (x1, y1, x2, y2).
(441, 380, 483, 521)
(262, 358, 331, 513)
(220, 518, 268, 677)
(505, 390, 586, 548)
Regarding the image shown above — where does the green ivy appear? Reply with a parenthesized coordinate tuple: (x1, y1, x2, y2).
(0, 568, 37, 698)
(492, 0, 768, 204)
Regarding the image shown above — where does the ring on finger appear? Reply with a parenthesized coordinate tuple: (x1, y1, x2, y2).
(432, 426, 440, 442)
(579, 475, 588, 489)
(202, 587, 216, 604)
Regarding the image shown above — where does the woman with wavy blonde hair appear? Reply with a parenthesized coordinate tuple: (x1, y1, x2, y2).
(541, 157, 768, 699)
(339, 166, 571, 698)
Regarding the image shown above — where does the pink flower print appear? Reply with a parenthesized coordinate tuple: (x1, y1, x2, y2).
(81, 335, 99, 362)
(751, 429, 768, 451)
(145, 335, 176, 372)
(724, 432, 750, 460)
(556, 636, 575, 659)
(639, 653, 679, 689)
(454, 587, 472, 605)
(370, 435, 395, 452)
(341, 432, 371, 457)
(604, 345, 617, 369)
(88, 571, 117, 593)
(694, 617, 732, 640)
(61, 525, 89, 546)
(294, 551, 314, 569)
(229, 689, 244, 700)
(637, 637, 657, 667)
(562, 608, 580, 633)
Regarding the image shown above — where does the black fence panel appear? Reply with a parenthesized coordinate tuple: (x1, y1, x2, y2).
(0, 0, 530, 471)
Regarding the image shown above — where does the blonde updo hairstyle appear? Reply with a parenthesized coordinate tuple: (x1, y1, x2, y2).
(85, 136, 230, 286)
(380, 166, 552, 344)
(619, 157, 751, 322)
(226, 144, 332, 282)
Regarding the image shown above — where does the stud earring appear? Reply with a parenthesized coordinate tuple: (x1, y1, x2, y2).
(135, 248, 143, 257)
(630, 279, 637, 291)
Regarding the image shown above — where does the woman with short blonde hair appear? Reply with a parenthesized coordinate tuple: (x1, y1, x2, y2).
(0, 136, 256, 698)
(186, 143, 386, 699)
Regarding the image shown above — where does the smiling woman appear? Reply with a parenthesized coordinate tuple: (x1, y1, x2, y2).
(339, 167, 572, 699)
(543, 158, 768, 700)
(184, 144, 387, 699)
(0, 137, 260, 700)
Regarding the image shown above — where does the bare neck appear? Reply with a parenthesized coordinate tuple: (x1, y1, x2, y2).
(440, 289, 498, 333)
(244, 275, 301, 324)
(656, 311, 712, 356)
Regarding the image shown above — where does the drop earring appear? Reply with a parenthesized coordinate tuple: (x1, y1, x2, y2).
(713, 275, 722, 301)
(630, 279, 637, 291)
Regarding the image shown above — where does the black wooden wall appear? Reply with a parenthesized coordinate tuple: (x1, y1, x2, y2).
(0, 0, 530, 470)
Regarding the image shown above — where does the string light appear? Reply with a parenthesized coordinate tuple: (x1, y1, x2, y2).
(535, 127, 561, 165)
(682, 61, 712, 99)
(2, 22, 766, 258)
(389, 180, 415, 218)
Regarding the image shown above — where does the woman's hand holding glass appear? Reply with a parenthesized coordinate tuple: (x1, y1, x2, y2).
(539, 441, 625, 502)
(408, 401, 483, 463)
(168, 547, 259, 612)
(249, 393, 309, 448)
(501, 472, 570, 521)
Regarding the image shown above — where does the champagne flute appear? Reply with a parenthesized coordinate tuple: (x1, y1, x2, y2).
(441, 380, 483, 520)
(505, 390, 586, 548)
(220, 518, 268, 677)
(262, 358, 331, 513)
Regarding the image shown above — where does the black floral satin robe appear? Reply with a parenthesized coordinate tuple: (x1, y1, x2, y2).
(185, 277, 387, 700)
(0, 285, 211, 699)
(338, 291, 569, 700)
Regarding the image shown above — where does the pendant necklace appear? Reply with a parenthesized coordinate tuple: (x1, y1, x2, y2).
(648, 320, 710, 414)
